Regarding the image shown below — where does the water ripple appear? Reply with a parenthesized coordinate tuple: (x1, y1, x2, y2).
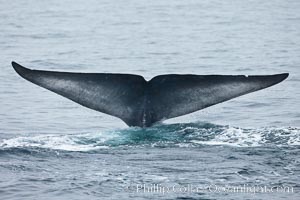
(0, 122, 299, 153)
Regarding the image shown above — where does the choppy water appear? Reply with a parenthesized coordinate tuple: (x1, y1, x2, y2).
(0, 0, 300, 199)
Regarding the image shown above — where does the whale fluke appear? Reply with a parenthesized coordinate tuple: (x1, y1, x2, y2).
(12, 61, 288, 127)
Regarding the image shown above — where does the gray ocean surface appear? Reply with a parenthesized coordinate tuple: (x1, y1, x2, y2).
(0, 0, 299, 199)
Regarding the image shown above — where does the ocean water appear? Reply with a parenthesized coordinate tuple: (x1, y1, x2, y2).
(0, 0, 299, 199)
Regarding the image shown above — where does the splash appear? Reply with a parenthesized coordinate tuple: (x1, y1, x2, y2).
(0, 122, 299, 152)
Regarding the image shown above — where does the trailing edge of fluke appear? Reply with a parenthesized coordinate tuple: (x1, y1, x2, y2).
(12, 61, 289, 127)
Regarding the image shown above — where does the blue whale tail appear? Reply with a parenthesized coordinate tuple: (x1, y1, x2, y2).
(12, 61, 288, 127)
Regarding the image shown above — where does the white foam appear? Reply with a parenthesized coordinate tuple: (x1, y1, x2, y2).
(191, 127, 263, 147)
(192, 126, 300, 147)
(0, 126, 299, 151)
(0, 132, 117, 152)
